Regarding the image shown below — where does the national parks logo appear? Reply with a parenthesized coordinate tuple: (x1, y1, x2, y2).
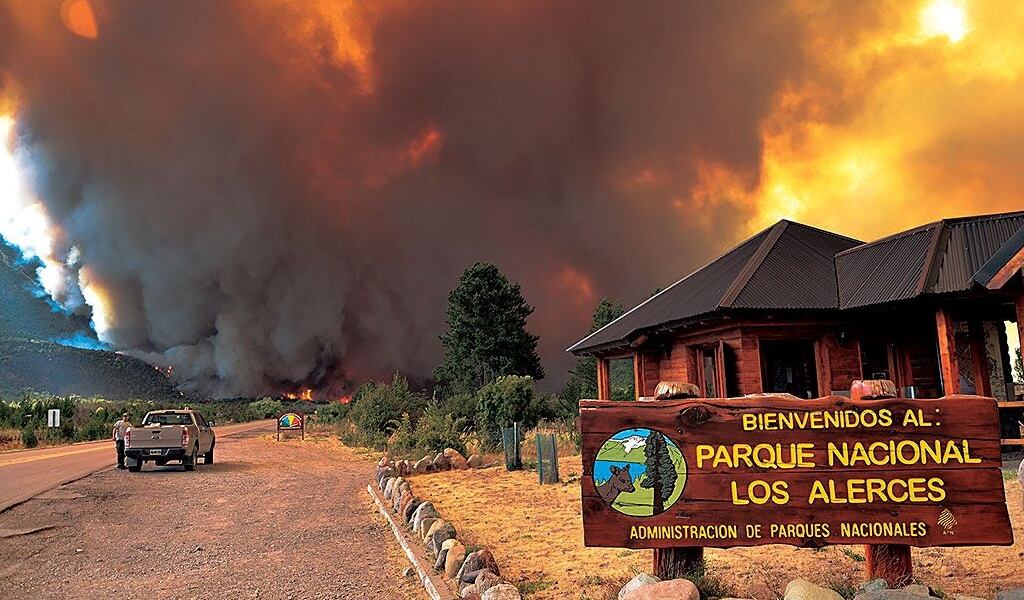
(593, 428, 687, 517)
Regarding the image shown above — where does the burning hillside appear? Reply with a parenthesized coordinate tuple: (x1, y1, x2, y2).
(0, 0, 1022, 396)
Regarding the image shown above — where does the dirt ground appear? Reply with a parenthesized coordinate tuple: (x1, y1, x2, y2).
(412, 454, 1024, 600)
(0, 430, 424, 600)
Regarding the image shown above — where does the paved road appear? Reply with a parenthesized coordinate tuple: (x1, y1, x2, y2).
(0, 419, 274, 512)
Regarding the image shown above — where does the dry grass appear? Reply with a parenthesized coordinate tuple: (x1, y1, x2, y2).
(411, 454, 1024, 600)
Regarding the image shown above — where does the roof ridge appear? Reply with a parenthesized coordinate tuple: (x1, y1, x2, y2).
(564, 223, 776, 352)
(781, 219, 865, 245)
(719, 220, 789, 308)
(916, 219, 951, 294)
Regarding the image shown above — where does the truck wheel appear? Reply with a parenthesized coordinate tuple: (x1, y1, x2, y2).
(204, 443, 215, 465)
(183, 448, 196, 471)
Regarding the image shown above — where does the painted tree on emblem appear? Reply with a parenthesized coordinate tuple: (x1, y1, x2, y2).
(641, 431, 677, 514)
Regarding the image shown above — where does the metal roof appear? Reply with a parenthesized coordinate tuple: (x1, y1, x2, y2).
(568, 221, 862, 353)
(570, 211, 1024, 355)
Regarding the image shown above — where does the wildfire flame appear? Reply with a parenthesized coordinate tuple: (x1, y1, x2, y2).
(284, 388, 314, 401)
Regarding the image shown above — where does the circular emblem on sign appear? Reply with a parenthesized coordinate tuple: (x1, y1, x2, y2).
(594, 428, 687, 516)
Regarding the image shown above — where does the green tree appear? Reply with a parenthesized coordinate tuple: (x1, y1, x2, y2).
(562, 298, 626, 405)
(641, 430, 677, 515)
(475, 375, 538, 449)
(435, 263, 544, 395)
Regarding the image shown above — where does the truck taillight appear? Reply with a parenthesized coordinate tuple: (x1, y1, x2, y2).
(182, 427, 189, 447)
(124, 428, 131, 449)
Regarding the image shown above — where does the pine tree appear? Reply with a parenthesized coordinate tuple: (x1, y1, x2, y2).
(641, 430, 677, 514)
(434, 263, 544, 396)
(562, 298, 625, 403)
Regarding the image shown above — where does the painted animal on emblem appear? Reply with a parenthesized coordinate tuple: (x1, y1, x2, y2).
(597, 464, 635, 504)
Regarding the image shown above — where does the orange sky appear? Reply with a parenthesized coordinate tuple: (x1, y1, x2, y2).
(1, 0, 1022, 393)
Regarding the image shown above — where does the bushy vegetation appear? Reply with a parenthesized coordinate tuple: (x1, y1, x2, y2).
(349, 373, 426, 437)
(476, 375, 554, 449)
(0, 391, 311, 448)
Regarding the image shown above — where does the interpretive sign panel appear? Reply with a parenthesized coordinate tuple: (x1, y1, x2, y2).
(580, 394, 1012, 549)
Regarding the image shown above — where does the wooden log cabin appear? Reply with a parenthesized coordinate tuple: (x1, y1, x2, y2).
(568, 211, 1024, 444)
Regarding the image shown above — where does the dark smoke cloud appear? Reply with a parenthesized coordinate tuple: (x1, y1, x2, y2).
(0, 1, 803, 396)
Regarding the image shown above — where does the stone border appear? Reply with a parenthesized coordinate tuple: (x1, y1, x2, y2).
(375, 452, 521, 600)
(368, 483, 454, 600)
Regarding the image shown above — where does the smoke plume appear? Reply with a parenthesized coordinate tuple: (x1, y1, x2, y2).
(0, 1, 1019, 396)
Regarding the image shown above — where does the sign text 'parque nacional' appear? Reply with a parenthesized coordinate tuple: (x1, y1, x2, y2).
(580, 395, 1013, 549)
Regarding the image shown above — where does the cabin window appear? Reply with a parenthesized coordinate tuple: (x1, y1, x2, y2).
(607, 356, 636, 401)
(694, 343, 727, 397)
(760, 339, 818, 399)
(860, 339, 891, 381)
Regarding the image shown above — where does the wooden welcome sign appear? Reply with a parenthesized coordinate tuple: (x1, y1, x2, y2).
(580, 395, 1013, 549)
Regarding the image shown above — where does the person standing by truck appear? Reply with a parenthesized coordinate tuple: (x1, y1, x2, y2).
(112, 413, 131, 469)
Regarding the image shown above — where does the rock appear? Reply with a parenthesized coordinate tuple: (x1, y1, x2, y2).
(377, 467, 396, 487)
(621, 579, 699, 600)
(378, 456, 391, 468)
(456, 549, 500, 584)
(411, 502, 438, 533)
(997, 591, 1024, 600)
(858, 580, 888, 594)
(444, 542, 466, 578)
(414, 458, 433, 473)
(403, 498, 421, 523)
(855, 589, 938, 600)
(397, 460, 411, 476)
(427, 521, 457, 555)
(382, 477, 396, 499)
(394, 484, 411, 512)
(433, 452, 451, 471)
(618, 573, 661, 600)
(474, 571, 501, 594)
(398, 491, 414, 517)
(901, 584, 932, 596)
(954, 596, 988, 600)
(402, 566, 415, 577)
(444, 448, 469, 469)
(435, 546, 449, 572)
(460, 571, 500, 599)
(467, 454, 483, 468)
(482, 584, 522, 600)
(785, 579, 844, 600)
(461, 587, 482, 600)
(384, 477, 401, 500)
(418, 518, 438, 539)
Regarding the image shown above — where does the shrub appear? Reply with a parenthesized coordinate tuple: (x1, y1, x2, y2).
(21, 425, 38, 448)
(475, 375, 538, 449)
(316, 401, 351, 424)
(441, 392, 478, 428)
(349, 374, 425, 436)
(411, 402, 467, 456)
(247, 397, 283, 419)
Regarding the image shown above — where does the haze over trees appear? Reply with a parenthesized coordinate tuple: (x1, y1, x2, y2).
(434, 263, 544, 396)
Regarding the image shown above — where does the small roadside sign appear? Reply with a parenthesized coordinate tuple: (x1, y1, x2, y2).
(46, 409, 60, 428)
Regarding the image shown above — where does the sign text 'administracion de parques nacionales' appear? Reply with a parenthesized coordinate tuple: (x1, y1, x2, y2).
(580, 395, 1013, 548)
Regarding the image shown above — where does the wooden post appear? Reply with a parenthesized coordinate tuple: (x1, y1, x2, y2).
(1016, 295, 1024, 364)
(864, 544, 913, 588)
(968, 321, 991, 397)
(633, 352, 644, 401)
(652, 381, 704, 579)
(596, 358, 611, 400)
(935, 307, 960, 395)
(852, 379, 912, 588)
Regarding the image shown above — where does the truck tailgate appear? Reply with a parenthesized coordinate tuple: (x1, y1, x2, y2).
(128, 425, 185, 449)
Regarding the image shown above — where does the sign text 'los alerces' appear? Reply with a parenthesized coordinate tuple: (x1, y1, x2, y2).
(580, 395, 1013, 549)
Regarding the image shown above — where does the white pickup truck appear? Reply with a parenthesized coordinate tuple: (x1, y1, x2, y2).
(124, 409, 216, 472)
